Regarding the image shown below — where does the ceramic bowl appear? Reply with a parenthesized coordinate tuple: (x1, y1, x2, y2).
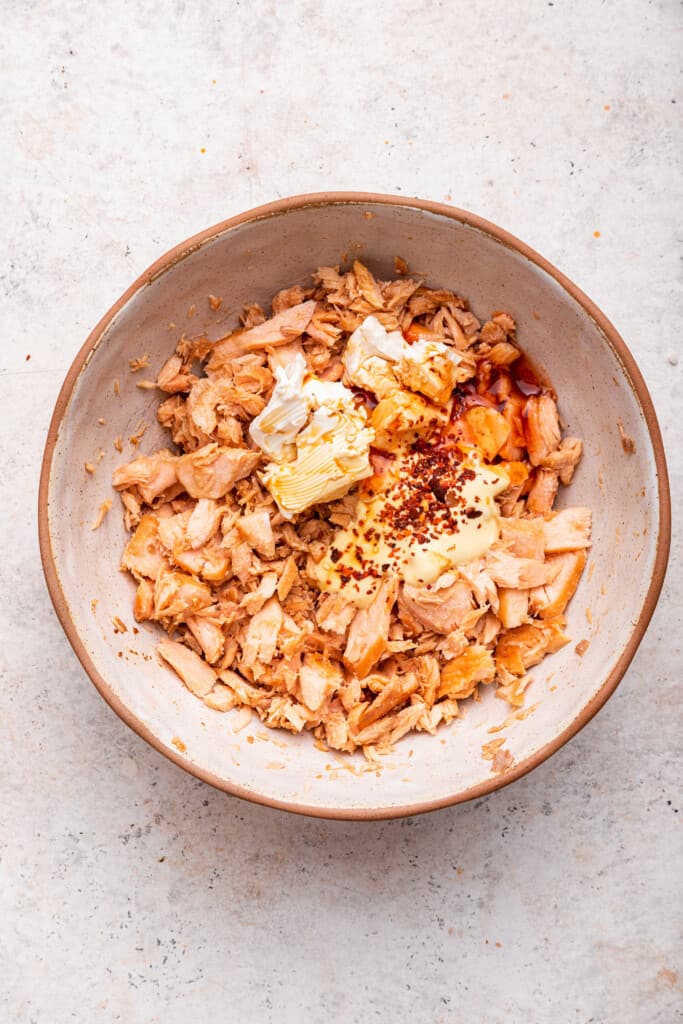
(39, 193, 670, 819)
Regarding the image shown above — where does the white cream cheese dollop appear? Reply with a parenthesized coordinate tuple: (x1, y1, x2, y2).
(249, 354, 374, 519)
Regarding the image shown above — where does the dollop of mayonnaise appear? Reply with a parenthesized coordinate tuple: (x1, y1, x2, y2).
(249, 354, 374, 519)
(312, 447, 509, 608)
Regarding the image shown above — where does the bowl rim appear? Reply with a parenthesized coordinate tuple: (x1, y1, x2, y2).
(38, 191, 671, 820)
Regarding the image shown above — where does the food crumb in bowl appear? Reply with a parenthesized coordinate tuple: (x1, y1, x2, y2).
(112, 616, 127, 634)
(136, 379, 158, 390)
(129, 421, 147, 446)
(97, 417, 106, 425)
(617, 418, 635, 454)
(90, 599, 98, 614)
(491, 746, 514, 773)
(208, 294, 223, 311)
(84, 462, 95, 474)
(129, 353, 150, 373)
(394, 255, 409, 275)
(575, 639, 590, 656)
(231, 707, 253, 733)
(481, 737, 506, 760)
(171, 736, 186, 752)
(90, 498, 112, 530)
(488, 701, 539, 733)
(113, 378, 120, 396)
(114, 436, 123, 453)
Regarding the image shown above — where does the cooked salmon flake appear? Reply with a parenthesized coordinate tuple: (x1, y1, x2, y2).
(90, 499, 112, 530)
(112, 260, 591, 756)
(129, 352, 151, 373)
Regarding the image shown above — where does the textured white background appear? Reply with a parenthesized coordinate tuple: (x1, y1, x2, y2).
(2, 1, 681, 1021)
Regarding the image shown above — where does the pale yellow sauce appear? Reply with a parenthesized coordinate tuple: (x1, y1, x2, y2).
(313, 445, 508, 608)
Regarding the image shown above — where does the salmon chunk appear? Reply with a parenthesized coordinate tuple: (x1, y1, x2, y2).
(499, 518, 545, 561)
(121, 514, 168, 580)
(153, 571, 213, 621)
(157, 639, 217, 697)
(241, 595, 283, 668)
(398, 578, 475, 635)
(524, 394, 561, 465)
(186, 499, 223, 550)
(134, 578, 154, 621)
(529, 550, 587, 619)
(541, 437, 583, 485)
(543, 507, 592, 554)
(486, 549, 559, 589)
(344, 577, 398, 678)
(186, 613, 225, 664)
(207, 300, 316, 370)
(298, 653, 344, 712)
(497, 587, 529, 630)
(437, 644, 496, 700)
(113, 450, 178, 504)
(236, 510, 276, 559)
(495, 617, 570, 676)
(527, 468, 559, 514)
(176, 443, 260, 499)
(354, 672, 420, 733)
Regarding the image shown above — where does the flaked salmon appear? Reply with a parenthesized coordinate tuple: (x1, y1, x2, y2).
(112, 260, 590, 756)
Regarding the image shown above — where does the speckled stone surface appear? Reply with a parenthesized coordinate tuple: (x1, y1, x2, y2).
(2, 2, 681, 1021)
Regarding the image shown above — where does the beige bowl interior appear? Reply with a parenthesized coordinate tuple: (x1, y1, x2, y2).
(42, 198, 667, 817)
